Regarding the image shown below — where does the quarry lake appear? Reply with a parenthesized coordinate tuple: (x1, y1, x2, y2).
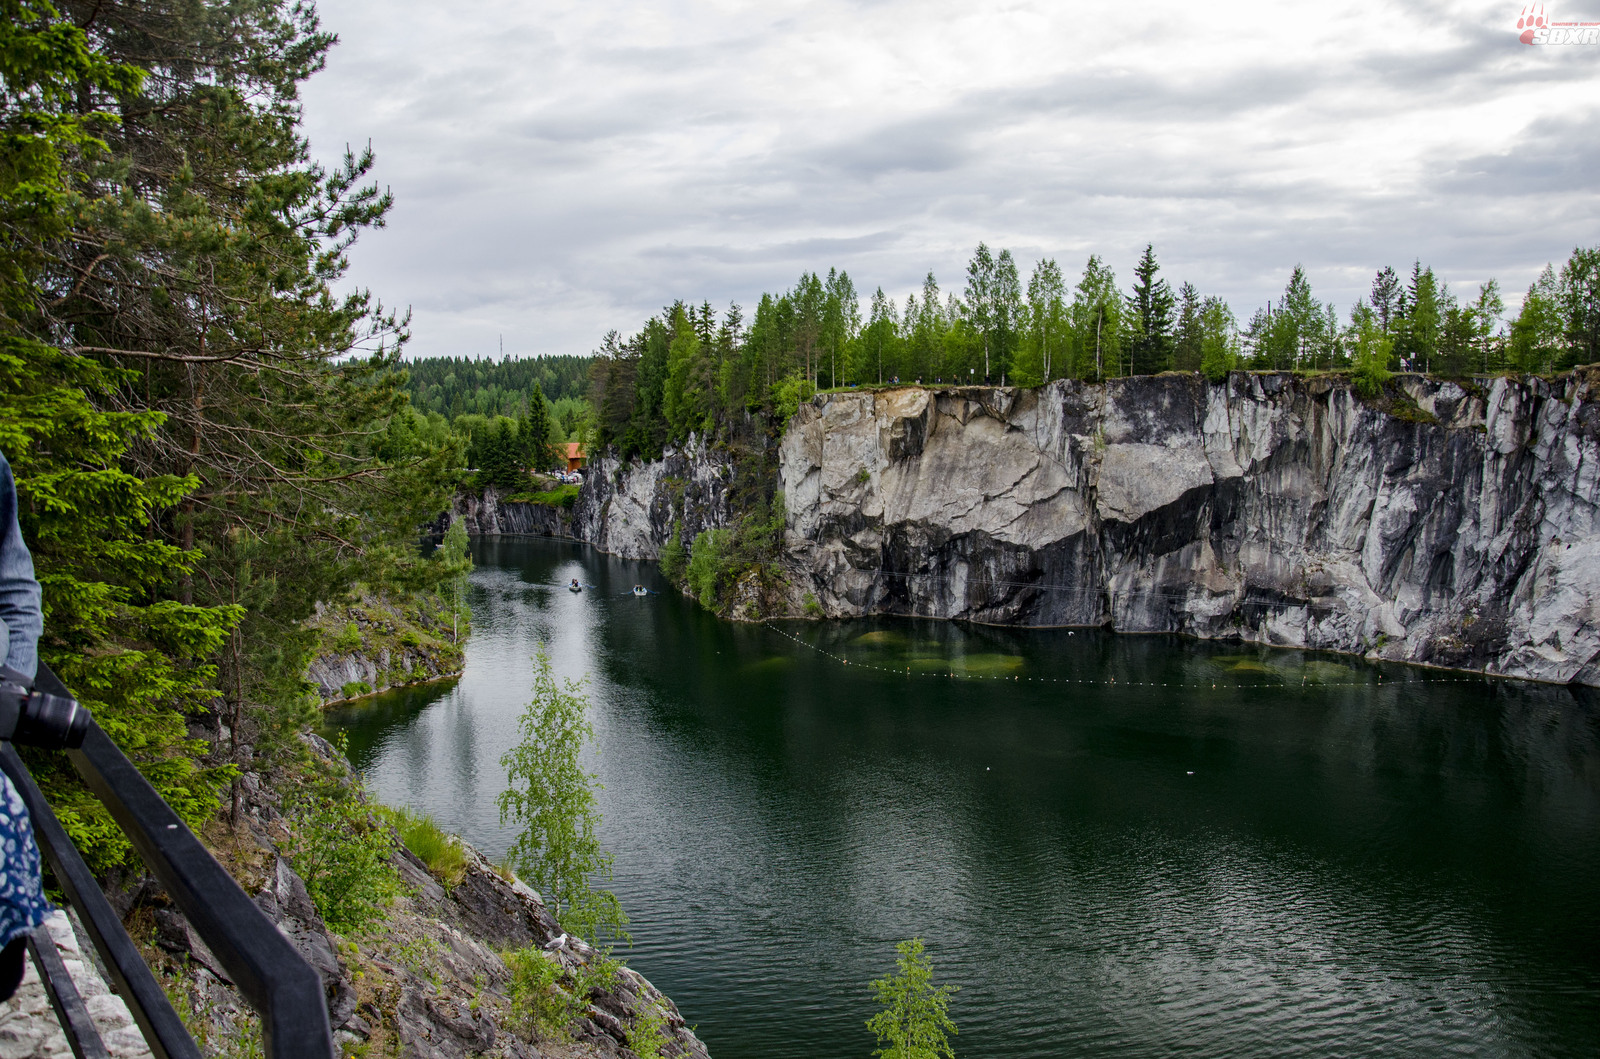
(327, 537, 1600, 1059)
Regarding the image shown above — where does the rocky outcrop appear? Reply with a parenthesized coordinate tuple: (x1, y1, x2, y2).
(442, 441, 734, 558)
(778, 373, 1600, 686)
(451, 488, 576, 539)
(306, 592, 466, 705)
(571, 437, 734, 559)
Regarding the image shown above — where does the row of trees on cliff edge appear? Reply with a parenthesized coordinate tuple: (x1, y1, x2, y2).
(0, 0, 466, 874)
(586, 243, 1600, 461)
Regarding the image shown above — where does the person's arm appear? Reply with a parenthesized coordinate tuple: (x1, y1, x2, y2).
(0, 449, 42, 680)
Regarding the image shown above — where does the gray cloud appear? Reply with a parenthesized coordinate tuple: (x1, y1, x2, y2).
(303, 0, 1600, 358)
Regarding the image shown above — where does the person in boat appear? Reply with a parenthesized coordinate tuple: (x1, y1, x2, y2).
(569, 578, 581, 591)
(633, 584, 647, 596)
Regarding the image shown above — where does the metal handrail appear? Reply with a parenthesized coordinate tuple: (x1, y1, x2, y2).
(0, 662, 335, 1059)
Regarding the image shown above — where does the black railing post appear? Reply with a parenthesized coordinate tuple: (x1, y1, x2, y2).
(0, 742, 200, 1059)
(66, 725, 335, 1058)
(3, 662, 337, 1059)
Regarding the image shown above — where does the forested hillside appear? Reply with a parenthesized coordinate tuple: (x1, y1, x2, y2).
(589, 244, 1600, 460)
(403, 352, 591, 419)
(0, 0, 463, 869)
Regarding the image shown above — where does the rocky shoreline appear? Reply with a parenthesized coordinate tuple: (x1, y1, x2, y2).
(306, 591, 467, 706)
(147, 733, 710, 1059)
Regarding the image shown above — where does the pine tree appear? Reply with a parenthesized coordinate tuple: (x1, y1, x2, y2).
(1371, 267, 1402, 334)
(1125, 244, 1175, 375)
(1174, 282, 1203, 371)
(1558, 246, 1600, 368)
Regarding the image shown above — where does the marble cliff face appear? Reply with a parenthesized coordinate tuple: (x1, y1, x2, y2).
(778, 374, 1600, 686)
(463, 372, 1600, 687)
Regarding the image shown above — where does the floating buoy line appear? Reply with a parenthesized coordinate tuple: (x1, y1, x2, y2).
(762, 622, 1492, 690)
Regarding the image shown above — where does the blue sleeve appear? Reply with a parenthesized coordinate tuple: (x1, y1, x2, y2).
(0, 450, 42, 679)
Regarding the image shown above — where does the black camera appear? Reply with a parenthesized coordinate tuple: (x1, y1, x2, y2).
(0, 668, 90, 750)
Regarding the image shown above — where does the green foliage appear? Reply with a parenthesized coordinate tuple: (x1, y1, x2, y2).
(498, 648, 628, 945)
(686, 528, 732, 609)
(404, 355, 591, 418)
(1199, 298, 1241, 382)
(463, 410, 553, 491)
(504, 947, 571, 1040)
(628, 997, 672, 1059)
(771, 372, 816, 423)
(1347, 299, 1393, 398)
(1245, 265, 1339, 370)
(508, 483, 579, 507)
(284, 771, 402, 937)
(803, 592, 823, 618)
(333, 622, 362, 653)
(2, 350, 242, 868)
(503, 945, 620, 1043)
(339, 680, 372, 700)
(658, 524, 686, 583)
(1125, 244, 1175, 376)
(866, 938, 959, 1059)
(375, 804, 468, 888)
(681, 493, 786, 613)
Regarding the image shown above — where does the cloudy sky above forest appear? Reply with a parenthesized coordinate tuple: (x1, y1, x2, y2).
(300, 0, 1600, 360)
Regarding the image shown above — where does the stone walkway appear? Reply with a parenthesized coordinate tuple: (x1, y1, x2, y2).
(0, 912, 153, 1059)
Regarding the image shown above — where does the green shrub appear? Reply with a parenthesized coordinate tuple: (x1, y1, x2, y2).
(399, 630, 420, 648)
(867, 937, 958, 1059)
(375, 805, 469, 888)
(503, 947, 621, 1043)
(504, 947, 571, 1039)
(285, 778, 402, 936)
(498, 648, 629, 946)
(1353, 359, 1392, 400)
(340, 680, 372, 700)
(803, 592, 823, 618)
(658, 524, 686, 583)
(772, 372, 817, 422)
(508, 484, 579, 507)
(333, 622, 362, 652)
(686, 528, 732, 608)
(629, 997, 671, 1059)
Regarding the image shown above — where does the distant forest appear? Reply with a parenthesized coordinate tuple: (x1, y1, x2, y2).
(404, 354, 592, 418)
(588, 243, 1600, 461)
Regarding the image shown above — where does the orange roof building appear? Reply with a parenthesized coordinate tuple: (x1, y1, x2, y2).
(564, 442, 586, 472)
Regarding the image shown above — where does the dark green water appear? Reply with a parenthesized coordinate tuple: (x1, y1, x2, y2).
(327, 537, 1600, 1058)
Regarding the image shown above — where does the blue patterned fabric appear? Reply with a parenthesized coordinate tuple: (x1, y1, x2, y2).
(0, 771, 49, 947)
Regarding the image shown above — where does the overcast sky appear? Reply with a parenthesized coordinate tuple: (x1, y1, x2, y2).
(299, 0, 1600, 360)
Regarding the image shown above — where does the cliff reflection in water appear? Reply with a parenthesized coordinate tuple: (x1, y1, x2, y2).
(328, 537, 1600, 1059)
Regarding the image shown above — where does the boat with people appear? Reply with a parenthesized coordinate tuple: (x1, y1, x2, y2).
(568, 578, 582, 592)
(633, 585, 648, 596)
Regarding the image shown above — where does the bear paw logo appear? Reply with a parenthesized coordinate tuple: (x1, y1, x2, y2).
(1518, 4, 1547, 43)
